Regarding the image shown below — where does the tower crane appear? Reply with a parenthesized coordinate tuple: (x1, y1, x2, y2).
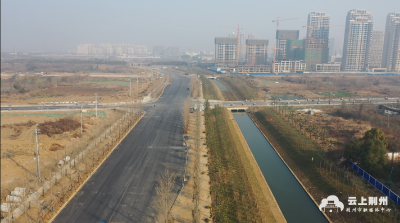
(272, 17, 298, 30)
(219, 25, 243, 66)
(302, 25, 344, 38)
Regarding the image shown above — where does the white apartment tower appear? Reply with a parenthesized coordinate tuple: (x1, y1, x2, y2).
(215, 37, 238, 67)
(382, 12, 400, 72)
(341, 9, 373, 71)
(307, 12, 330, 39)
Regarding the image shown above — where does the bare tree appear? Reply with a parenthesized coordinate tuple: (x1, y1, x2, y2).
(155, 169, 176, 223)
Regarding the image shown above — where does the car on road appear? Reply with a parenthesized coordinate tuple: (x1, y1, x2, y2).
(317, 101, 320, 104)
(253, 103, 256, 105)
(230, 103, 233, 106)
(298, 102, 300, 104)
(385, 97, 388, 100)
(8, 104, 11, 106)
(341, 98, 343, 100)
(294, 99, 297, 101)
(242, 103, 244, 105)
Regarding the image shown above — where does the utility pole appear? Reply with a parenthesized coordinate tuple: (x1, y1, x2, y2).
(34, 129, 40, 178)
(137, 75, 139, 95)
(81, 106, 83, 134)
(94, 93, 98, 118)
(130, 78, 132, 97)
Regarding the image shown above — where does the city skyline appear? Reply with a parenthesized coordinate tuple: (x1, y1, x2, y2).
(1, 0, 398, 53)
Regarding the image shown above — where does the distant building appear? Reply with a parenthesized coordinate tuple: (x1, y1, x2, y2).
(215, 37, 238, 67)
(153, 45, 165, 56)
(307, 12, 330, 39)
(311, 62, 341, 72)
(382, 12, 400, 72)
(276, 30, 299, 60)
(329, 38, 335, 56)
(229, 33, 258, 62)
(286, 40, 304, 60)
(274, 60, 306, 73)
(77, 44, 94, 55)
(245, 39, 269, 65)
(163, 47, 179, 57)
(369, 31, 384, 68)
(304, 38, 329, 70)
(330, 53, 342, 63)
(76, 43, 147, 56)
(341, 9, 373, 71)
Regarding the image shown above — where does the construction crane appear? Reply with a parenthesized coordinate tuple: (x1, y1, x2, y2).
(272, 17, 298, 30)
(268, 44, 281, 73)
(219, 25, 243, 66)
(302, 25, 344, 38)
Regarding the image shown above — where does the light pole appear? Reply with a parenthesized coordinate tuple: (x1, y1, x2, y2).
(34, 129, 40, 178)
(129, 78, 132, 97)
(81, 106, 83, 134)
(94, 93, 98, 118)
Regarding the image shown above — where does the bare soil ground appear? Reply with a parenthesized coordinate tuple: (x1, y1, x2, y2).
(0, 110, 124, 209)
(170, 111, 211, 222)
(1, 74, 164, 105)
(250, 74, 400, 99)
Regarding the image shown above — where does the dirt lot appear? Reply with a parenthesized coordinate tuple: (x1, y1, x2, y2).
(249, 74, 400, 99)
(0, 110, 125, 207)
(0, 74, 165, 105)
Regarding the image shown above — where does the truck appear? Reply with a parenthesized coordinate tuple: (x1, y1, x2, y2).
(185, 71, 189, 75)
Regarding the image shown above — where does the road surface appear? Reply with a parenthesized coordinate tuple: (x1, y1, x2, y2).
(52, 71, 190, 223)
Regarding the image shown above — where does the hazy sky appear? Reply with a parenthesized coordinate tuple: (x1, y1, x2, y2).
(1, 0, 399, 53)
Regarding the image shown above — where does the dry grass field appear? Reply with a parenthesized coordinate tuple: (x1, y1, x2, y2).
(249, 74, 400, 99)
(0, 110, 124, 207)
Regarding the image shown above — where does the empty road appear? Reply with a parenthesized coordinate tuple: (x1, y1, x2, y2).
(53, 71, 190, 223)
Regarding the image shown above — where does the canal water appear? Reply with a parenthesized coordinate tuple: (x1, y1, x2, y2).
(233, 114, 328, 223)
(211, 79, 229, 92)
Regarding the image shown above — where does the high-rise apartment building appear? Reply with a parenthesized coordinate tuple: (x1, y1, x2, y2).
(245, 39, 269, 65)
(369, 31, 384, 68)
(286, 40, 304, 60)
(304, 38, 329, 70)
(215, 37, 238, 67)
(229, 33, 258, 62)
(276, 30, 299, 60)
(341, 9, 373, 71)
(382, 12, 400, 72)
(307, 12, 330, 39)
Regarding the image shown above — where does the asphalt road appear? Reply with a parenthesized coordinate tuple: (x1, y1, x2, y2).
(53, 71, 190, 223)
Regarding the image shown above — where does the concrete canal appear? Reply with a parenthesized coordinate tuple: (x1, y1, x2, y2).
(233, 114, 328, 223)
